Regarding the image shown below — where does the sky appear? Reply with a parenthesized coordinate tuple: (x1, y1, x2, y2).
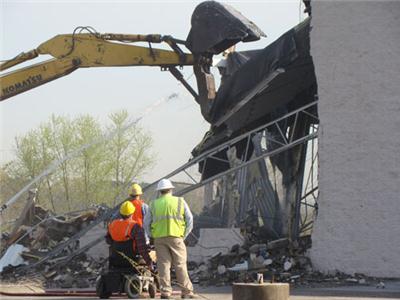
(0, 0, 306, 182)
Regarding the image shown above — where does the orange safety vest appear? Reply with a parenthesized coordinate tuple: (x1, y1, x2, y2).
(108, 218, 136, 242)
(130, 198, 144, 227)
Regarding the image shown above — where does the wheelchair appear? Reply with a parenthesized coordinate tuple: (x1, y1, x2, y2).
(96, 238, 157, 299)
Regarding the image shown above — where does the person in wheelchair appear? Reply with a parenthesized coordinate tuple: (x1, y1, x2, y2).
(107, 201, 154, 271)
(97, 201, 156, 299)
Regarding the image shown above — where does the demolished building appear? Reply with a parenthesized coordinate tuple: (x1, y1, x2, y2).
(0, 1, 320, 288)
(191, 16, 318, 242)
(2, 0, 398, 295)
(0, 10, 321, 290)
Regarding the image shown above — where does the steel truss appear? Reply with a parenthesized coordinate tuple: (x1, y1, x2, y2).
(156, 100, 319, 197)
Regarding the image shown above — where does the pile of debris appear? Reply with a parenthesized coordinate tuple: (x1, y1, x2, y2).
(2, 209, 101, 252)
(0, 251, 106, 289)
(188, 236, 311, 285)
(0, 198, 109, 289)
(187, 235, 375, 288)
(0, 193, 379, 291)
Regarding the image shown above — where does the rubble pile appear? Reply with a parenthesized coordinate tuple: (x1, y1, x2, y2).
(1, 252, 107, 289)
(0, 204, 108, 288)
(0, 202, 379, 291)
(188, 237, 308, 285)
(188, 236, 374, 288)
(1, 205, 51, 249)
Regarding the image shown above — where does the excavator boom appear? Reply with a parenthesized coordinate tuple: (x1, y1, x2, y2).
(1, 58, 79, 100)
(0, 33, 195, 101)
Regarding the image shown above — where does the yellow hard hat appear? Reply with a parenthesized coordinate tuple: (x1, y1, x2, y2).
(120, 201, 136, 216)
(129, 183, 143, 196)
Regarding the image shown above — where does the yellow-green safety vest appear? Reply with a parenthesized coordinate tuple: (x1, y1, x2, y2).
(150, 194, 186, 238)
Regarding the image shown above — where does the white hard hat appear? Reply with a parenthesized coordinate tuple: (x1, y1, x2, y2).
(156, 179, 175, 191)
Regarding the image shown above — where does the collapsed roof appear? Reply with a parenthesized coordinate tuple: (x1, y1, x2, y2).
(193, 17, 318, 179)
(191, 17, 318, 240)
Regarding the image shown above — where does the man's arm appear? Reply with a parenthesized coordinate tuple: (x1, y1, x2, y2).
(131, 224, 153, 269)
(183, 200, 193, 239)
(105, 231, 113, 245)
(142, 202, 150, 216)
(143, 205, 152, 239)
(141, 203, 150, 243)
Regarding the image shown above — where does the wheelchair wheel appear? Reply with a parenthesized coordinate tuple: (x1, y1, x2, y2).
(124, 275, 142, 299)
(148, 282, 157, 299)
(96, 276, 111, 299)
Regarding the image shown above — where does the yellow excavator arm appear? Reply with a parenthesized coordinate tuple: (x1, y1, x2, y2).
(0, 31, 197, 101)
(1, 1, 265, 104)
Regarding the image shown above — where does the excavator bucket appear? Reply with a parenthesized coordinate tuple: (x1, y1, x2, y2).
(186, 1, 266, 54)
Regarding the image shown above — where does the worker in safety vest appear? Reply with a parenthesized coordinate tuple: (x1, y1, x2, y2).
(127, 183, 149, 227)
(144, 179, 196, 299)
(108, 201, 153, 270)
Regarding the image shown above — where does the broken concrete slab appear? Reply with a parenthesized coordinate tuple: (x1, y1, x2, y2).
(0, 244, 28, 272)
(81, 223, 108, 260)
(188, 228, 244, 263)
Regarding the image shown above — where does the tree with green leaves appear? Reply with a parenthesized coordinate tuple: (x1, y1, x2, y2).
(0, 110, 155, 214)
(106, 110, 154, 204)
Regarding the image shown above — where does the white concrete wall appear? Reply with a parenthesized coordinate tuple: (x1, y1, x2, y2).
(309, 1, 400, 277)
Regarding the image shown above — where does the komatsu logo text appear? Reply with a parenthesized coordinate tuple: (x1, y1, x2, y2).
(2, 75, 43, 95)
